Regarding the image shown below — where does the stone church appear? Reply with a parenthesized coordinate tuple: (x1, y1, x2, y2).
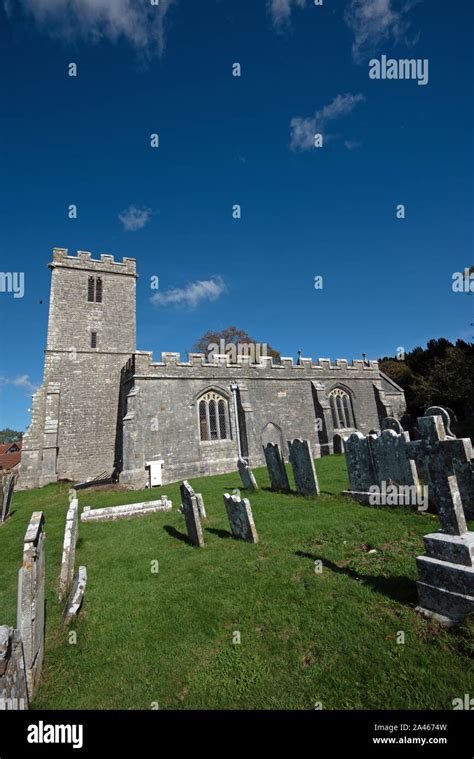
(19, 249, 406, 489)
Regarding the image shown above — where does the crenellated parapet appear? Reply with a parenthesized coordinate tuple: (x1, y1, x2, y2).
(49, 248, 137, 277)
(132, 350, 380, 374)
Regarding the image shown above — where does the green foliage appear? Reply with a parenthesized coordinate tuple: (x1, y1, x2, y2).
(0, 428, 23, 444)
(380, 339, 474, 437)
(1, 457, 472, 710)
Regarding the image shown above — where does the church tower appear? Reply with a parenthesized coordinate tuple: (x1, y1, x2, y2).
(19, 248, 137, 488)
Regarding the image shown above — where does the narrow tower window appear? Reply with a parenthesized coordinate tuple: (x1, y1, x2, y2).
(91, 331, 98, 349)
(88, 276, 95, 302)
(95, 277, 102, 303)
(87, 275, 103, 303)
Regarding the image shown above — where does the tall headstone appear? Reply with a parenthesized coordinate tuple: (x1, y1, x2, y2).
(59, 498, 79, 601)
(263, 443, 290, 492)
(407, 416, 469, 534)
(0, 626, 28, 710)
(412, 415, 474, 624)
(1, 474, 15, 524)
(343, 432, 377, 492)
(62, 567, 87, 626)
(17, 512, 45, 700)
(237, 458, 258, 491)
(370, 429, 419, 490)
(180, 480, 206, 520)
(180, 482, 205, 547)
(288, 439, 320, 496)
(223, 493, 259, 543)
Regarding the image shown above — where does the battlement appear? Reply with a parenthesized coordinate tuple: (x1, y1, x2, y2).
(132, 350, 379, 374)
(50, 248, 137, 276)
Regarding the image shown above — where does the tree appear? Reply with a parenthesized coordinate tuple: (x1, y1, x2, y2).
(192, 326, 281, 363)
(0, 429, 23, 444)
(379, 339, 474, 439)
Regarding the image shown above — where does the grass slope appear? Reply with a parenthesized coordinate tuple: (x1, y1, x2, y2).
(0, 455, 472, 710)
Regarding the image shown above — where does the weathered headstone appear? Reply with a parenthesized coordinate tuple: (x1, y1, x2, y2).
(407, 416, 470, 533)
(1, 474, 15, 524)
(81, 497, 172, 522)
(59, 499, 79, 601)
(288, 439, 320, 496)
(412, 415, 474, 624)
(424, 406, 456, 437)
(17, 512, 45, 700)
(237, 458, 258, 491)
(180, 480, 206, 519)
(223, 493, 259, 543)
(381, 417, 404, 434)
(343, 432, 377, 493)
(62, 567, 87, 626)
(0, 626, 28, 710)
(263, 443, 290, 492)
(180, 483, 204, 547)
(370, 429, 419, 490)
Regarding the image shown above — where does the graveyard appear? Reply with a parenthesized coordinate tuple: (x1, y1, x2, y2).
(0, 454, 472, 711)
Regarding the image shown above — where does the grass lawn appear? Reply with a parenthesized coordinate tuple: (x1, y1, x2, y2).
(0, 455, 472, 710)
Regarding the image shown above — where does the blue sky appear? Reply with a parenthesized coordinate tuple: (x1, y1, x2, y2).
(0, 0, 473, 431)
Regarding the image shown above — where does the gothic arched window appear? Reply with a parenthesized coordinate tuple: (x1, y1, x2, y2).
(198, 391, 231, 441)
(329, 388, 354, 430)
(87, 275, 103, 303)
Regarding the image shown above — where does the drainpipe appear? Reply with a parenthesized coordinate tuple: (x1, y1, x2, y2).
(230, 383, 242, 459)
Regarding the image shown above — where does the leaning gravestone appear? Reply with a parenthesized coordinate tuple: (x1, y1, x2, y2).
(1, 474, 15, 524)
(17, 512, 45, 700)
(0, 626, 28, 710)
(223, 493, 259, 543)
(288, 439, 320, 496)
(413, 416, 474, 624)
(263, 443, 290, 492)
(58, 499, 79, 601)
(180, 481, 206, 520)
(237, 458, 258, 491)
(343, 431, 377, 493)
(407, 415, 474, 523)
(180, 482, 205, 547)
(62, 567, 87, 626)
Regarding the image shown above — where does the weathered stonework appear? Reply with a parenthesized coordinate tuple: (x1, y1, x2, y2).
(288, 439, 320, 496)
(223, 493, 259, 543)
(0, 627, 28, 710)
(58, 498, 79, 600)
(180, 484, 204, 547)
(237, 458, 258, 491)
(263, 442, 290, 492)
(81, 498, 171, 523)
(62, 567, 87, 626)
(17, 512, 45, 700)
(18, 249, 406, 490)
(0, 473, 15, 524)
(180, 481, 206, 520)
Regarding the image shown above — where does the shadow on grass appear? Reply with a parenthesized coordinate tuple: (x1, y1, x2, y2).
(163, 525, 194, 546)
(206, 527, 233, 540)
(261, 486, 300, 497)
(295, 550, 417, 605)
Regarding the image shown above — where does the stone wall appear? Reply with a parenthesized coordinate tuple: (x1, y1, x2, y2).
(121, 351, 403, 487)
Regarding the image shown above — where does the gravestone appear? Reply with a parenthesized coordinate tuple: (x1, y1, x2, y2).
(180, 482, 204, 547)
(382, 417, 404, 434)
(180, 480, 206, 520)
(370, 430, 419, 490)
(81, 497, 172, 522)
(288, 439, 320, 496)
(407, 416, 472, 531)
(58, 499, 79, 601)
(1, 474, 15, 524)
(0, 626, 28, 710)
(237, 458, 258, 491)
(424, 406, 456, 437)
(17, 512, 45, 700)
(343, 432, 377, 493)
(223, 493, 259, 543)
(263, 443, 290, 492)
(62, 567, 87, 626)
(412, 415, 474, 625)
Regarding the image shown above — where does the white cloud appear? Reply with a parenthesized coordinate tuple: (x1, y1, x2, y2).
(151, 277, 227, 308)
(118, 205, 152, 232)
(268, 0, 306, 31)
(290, 93, 365, 151)
(0, 375, 39, 395)
(345, 0, 416, 64)
(4, 0, 176, 57)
